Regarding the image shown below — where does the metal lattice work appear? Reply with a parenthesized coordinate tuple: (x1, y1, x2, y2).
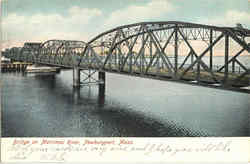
(38, 40, 89, 67)
(85, 21, 250, 87)
(20, 42, 42, 62)
(80, 69, 104, 85)
(2, 21, 250, 88)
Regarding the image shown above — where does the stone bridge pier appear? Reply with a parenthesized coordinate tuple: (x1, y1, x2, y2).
(73, 67, 81, 87)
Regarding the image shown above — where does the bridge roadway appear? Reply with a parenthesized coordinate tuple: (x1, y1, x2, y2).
(2, 21, 250, 91)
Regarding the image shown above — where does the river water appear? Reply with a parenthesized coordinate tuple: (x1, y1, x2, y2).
(1, 67, 249, 137)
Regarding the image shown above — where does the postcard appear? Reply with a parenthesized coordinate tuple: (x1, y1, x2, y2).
(1, 0, 250, 163)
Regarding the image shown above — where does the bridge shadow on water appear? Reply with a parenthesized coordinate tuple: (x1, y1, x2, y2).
(2, 72, 209, 137)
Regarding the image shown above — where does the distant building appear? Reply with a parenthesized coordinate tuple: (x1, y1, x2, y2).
(24, 42, 42, 49)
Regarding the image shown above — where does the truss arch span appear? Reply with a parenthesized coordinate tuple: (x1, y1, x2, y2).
(38, 40, 89, 66)
(86, 21, 250, 84)
(88, 21, 250, 51)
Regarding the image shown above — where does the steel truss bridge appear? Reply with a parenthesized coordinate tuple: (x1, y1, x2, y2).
(2, 21, 250, 91)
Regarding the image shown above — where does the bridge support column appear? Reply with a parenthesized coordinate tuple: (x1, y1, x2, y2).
(98, 83, 105, 107)
(98, 71, 105, 107)
(73, 67, 80, 87)
(98, 71, 106, 85)
(73, 87, 81, 104)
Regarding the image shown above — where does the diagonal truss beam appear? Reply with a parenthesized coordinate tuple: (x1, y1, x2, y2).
(81, 69, 98, 82)
(120, 26, 142, 71)
(103, 31, 120, 67)
(179, 50, 192, 69)
(144, 26, 174, 75)
(217, 48, 246, 72)
(234, 69, 250, 84)
(234, 58, 248, 72)
(77, 44, 89, 66)
(178, 28, 222, 82)
(227, 29, 250, 52)
(133, 34, 150, 69)
(179, 33, 224, 80)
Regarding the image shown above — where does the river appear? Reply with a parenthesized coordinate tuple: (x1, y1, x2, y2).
(1, 68, 250, 137)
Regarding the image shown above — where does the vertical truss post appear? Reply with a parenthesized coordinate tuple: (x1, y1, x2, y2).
(139, 48, 145, 74)
(224, 34, 229, 85)
(141, 33, 145, 74)
(156, 55, 160, 75)
(109, 53, 112, 70)
(209, 29, 213, 70)
(150, 37, 153, 59)
(196, 61, 201, 83)
(191, 52, 194, 70)
(118, 45, 122, 71)
(142, 52, 145, 74)
(73, 67, 80, 88)
(232, 59, 235, 73)
(174, 25, 178, 79)
(129, 51, 132, 73)
(116, 49, 118, 69)
(114, 49, 117, 69)
(140, 51, 142, 73)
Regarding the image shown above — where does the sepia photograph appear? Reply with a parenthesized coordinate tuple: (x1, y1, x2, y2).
(1, 0, 249, 163)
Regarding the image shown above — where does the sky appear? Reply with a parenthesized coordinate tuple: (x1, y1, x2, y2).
(1, 0, 250, 50)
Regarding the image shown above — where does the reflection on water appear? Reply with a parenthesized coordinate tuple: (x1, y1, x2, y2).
(1, 70, 250, 137)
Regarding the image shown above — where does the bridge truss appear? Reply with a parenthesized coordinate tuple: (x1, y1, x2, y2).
(2, 21, 250, 89)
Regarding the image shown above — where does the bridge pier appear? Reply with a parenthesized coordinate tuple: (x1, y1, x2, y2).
(98, 83, 105, 107)
(73, 67, 80, 87)
(73, 68, 106, 88)
(98, 71, 106, 107)
(98, 71, 106, 85)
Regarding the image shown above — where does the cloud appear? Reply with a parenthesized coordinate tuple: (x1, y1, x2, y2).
(194, 9, 250, 56)
(1, 0, 175, 49)
(200, 10, 250, 28)
(1, 6, 102, 49)
(103, 0, 176, 28)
